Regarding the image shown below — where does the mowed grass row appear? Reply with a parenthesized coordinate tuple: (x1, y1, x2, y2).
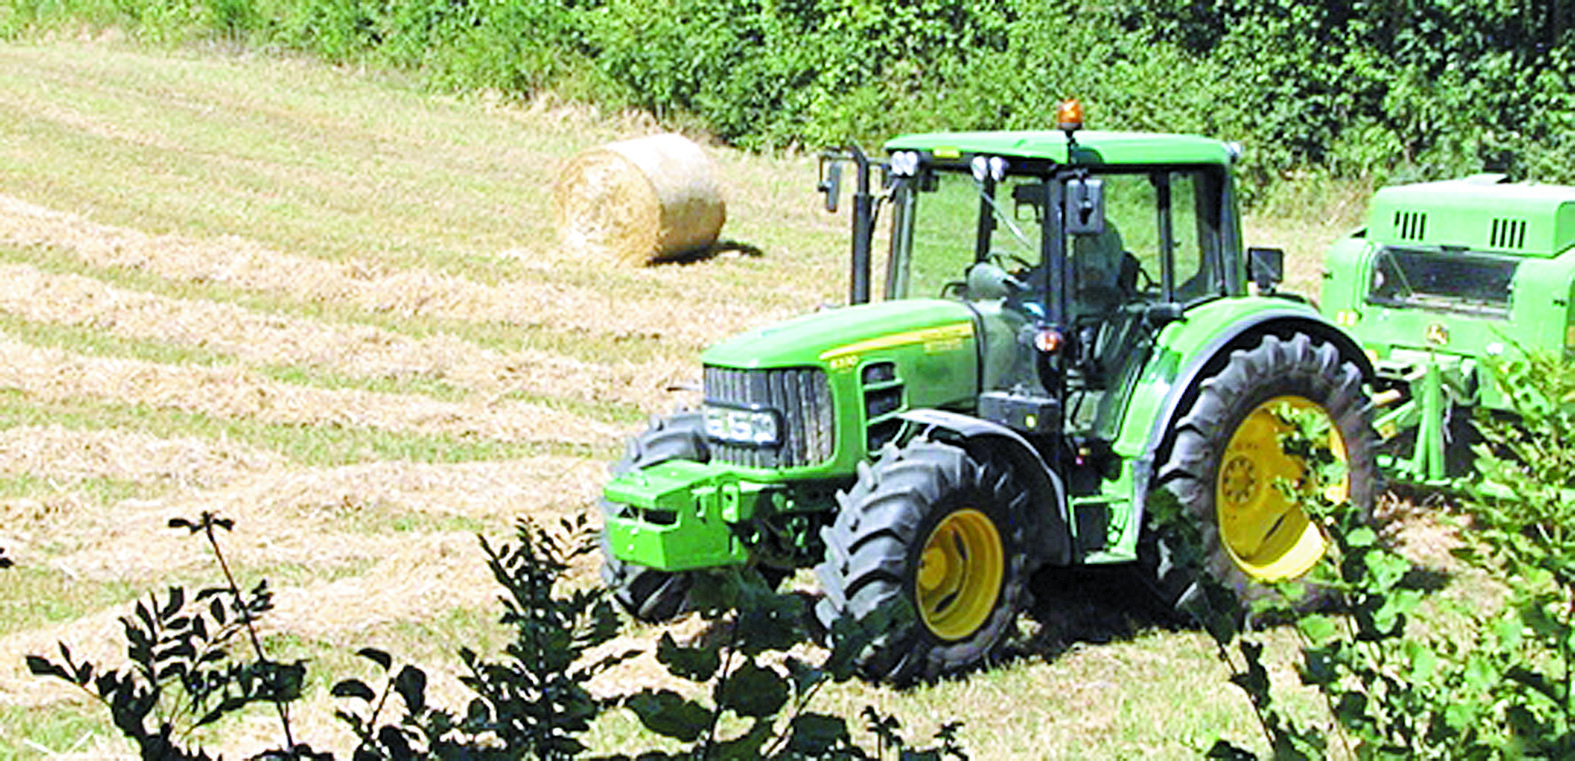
(0, 39, 1333, 759)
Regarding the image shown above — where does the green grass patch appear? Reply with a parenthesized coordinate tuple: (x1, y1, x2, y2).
(0, 700, 122, 759)
(0, 472, 167, 507)
(496, 387, 646, 426)
(0, 566, 141, 636)
(256, 363, 470, 402)
(0, 309, 232, 366)
(0, 390, 611, 467)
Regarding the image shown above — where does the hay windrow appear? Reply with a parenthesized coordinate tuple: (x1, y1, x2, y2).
(39, 455, 602, 582)
(0, 194, 777, 349)
(0, 333, 618, 445)
(0, 261, 692, 410)
(0, 425, 284, 488)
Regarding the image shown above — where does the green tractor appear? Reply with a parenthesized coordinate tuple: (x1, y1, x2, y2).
(600, 107, 1379, 682)
(1321, 175, 1575, 484)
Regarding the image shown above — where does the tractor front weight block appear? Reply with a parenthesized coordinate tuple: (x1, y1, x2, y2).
(602, 459, 761, 571)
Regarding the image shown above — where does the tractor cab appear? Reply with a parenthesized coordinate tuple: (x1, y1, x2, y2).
(820, 120, 1251, 451)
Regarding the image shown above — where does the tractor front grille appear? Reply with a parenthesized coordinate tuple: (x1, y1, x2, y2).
(704, 366, 835, 468)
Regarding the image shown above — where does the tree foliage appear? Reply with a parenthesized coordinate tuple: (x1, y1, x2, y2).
(7, 0, 1573, 193)
(29, 510, 966, 759)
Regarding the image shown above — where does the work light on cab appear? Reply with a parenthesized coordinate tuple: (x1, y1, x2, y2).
(1057, 99, 1084, 134)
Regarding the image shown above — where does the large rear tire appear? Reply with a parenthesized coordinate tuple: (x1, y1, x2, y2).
(815, 439, 1028, 684)
(599, 412, 707, 622)
(1145, 333, 1378, 610)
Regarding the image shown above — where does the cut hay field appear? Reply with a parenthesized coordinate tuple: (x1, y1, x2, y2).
(0, 39, 1371, 759)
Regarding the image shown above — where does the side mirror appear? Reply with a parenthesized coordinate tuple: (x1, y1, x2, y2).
(1248, 247, 1285, 294)
(818, 158, 843, 212)
(1064, 177, 1105, 235)
(1011, 183, 1046, 224)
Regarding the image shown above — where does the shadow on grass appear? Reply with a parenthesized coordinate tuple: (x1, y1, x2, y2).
(1013, 555, 1457, 666)
(660, 238, 766, 265)
(1015, 565, 1187, 663)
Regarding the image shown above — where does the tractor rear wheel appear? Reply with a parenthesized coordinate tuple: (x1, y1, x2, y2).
(815, 439, 1028, 684)
(1147, 333, 1378, 611)
(599, 412, 708, 622)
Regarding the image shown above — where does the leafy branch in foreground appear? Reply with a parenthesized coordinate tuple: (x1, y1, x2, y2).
(334, 514, 633, 759)
(28, 510, 970, 759)
(339, 525, 969, 760)
(27, 511, 323, 760)
(621, 571, 967, 760)
(1175, 370, 1575, 759)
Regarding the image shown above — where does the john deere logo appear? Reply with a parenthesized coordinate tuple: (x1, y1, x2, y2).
(1425, 323, 1449, 346)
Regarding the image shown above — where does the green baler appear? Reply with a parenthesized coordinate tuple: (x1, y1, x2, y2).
(602, 113, 1379, 682)
(1321, 175, 1575, 484)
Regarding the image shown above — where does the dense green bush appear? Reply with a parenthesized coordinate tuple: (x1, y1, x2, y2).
(3, 0, 1573, 196)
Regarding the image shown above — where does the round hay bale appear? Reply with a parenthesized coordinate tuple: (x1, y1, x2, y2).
(554, 133, 727, 266)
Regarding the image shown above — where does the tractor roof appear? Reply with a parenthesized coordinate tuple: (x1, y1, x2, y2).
(883, 130, 1236, 167)
(1367, 175, 1575, 257)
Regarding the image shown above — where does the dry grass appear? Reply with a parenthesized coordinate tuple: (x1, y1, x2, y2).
(0, 261, 687, 410)
(1243, 178, 1373, 298)
(0, 332, 617, 445)
(0, 193, 777, 351)
(0, 38, 1388, 760)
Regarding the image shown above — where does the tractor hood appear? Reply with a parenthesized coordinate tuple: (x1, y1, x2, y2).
(702, 299, 979, 369)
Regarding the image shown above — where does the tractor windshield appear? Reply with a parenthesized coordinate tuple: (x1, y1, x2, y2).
(886, 162, 1228, 321)
(886, 169, 1045, 300)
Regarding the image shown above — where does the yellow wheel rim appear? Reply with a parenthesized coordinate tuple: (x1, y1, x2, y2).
(1215, 396, 1348, 582)
(916, 509, 1004, 641)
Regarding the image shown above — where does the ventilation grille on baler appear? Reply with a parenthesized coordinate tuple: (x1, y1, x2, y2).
(1489, 217, 1527, 250)
(1394, 210, 1428, 241)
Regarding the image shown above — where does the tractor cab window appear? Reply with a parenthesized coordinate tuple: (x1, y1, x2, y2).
(892, 168, 1045, 300)
(1170, 170, 1224, 303)
(885, 162, 1225, 314)
(1063, 168, 1223, 322)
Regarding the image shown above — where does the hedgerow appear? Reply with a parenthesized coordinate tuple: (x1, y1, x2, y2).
(4, 0, 1572, 195)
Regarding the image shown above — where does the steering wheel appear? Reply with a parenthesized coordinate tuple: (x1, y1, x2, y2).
(988, 250, 1034, 276)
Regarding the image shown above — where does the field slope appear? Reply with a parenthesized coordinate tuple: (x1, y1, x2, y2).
(0, 40, 1296, 759)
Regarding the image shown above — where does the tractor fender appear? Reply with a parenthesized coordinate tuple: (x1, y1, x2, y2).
(1128, 308, 1374, 532)
(899, 408, 1072, 566)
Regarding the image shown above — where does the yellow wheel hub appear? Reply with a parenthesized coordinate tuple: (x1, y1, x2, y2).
(916, 509, 1004, 641)
(1215, 396, 1349, 582)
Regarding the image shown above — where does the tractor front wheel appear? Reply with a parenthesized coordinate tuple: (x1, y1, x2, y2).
(1147, 333, 1378, 610)
(815, 439, 1028, 684)
(600, 412, 708, 622)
